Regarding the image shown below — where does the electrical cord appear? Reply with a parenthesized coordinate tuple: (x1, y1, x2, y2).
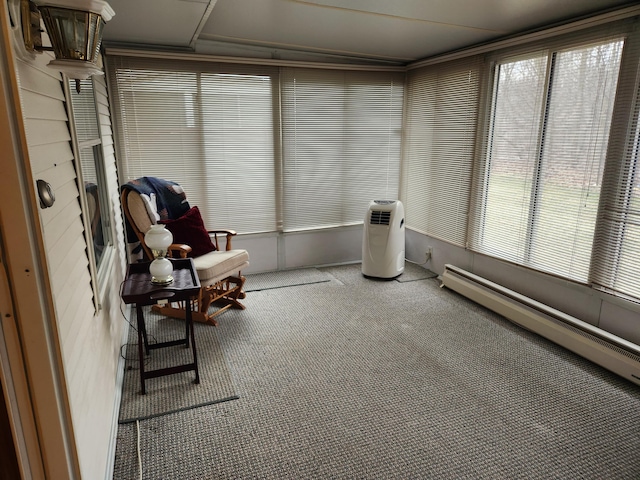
(403, 256, 440, 285)
(136, 420, 143, 480)
(405, 257, 430, 266)
(119, 279, 158, 369)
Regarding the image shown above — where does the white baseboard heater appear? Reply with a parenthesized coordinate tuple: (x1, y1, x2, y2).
(441, 264, 640, 386)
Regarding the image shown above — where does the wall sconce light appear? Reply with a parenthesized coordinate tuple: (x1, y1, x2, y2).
(10, 0, 114, 81)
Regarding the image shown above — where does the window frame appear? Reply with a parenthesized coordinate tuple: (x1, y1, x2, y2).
(64, 76, 115, 310)
(471, 35, 627, 284)
(589, 27, 640, 300)
(280, 67, 405, 233)
(402, 56, 483, 246)
(108, 59, 280, 236)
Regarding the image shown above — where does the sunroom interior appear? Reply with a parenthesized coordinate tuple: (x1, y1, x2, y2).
(2, 0, 640, 478)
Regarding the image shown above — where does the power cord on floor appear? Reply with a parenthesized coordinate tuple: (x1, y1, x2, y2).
(405, 257, 430, 266)
(136, 420, 143, 480)
(404, 256, 441, 285)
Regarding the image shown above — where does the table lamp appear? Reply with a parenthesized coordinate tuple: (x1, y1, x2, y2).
(145, 224, 174, 285)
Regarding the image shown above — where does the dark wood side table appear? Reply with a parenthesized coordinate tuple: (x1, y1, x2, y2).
(121, 258, 202, 394)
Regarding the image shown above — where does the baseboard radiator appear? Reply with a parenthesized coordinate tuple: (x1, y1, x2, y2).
(441, 264, 640, 386)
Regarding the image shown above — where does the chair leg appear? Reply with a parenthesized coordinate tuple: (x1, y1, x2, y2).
(151, 303, 220, 326)
(198, 288, 215, 317)
(151, 275, 247, 326)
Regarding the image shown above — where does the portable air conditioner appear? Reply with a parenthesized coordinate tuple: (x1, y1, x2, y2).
(362, 200, 405, 279)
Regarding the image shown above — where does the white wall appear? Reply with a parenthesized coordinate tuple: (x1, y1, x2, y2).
(405, 228, 640, 345)
(15, 51, 126, 479)
(232, 224, 363, 273)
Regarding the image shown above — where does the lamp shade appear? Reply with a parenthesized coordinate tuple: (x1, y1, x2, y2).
(145, 224, 173, 256)
(145, 224, 174, 285)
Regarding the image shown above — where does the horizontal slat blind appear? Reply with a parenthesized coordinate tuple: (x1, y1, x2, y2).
(470, 36, 624, 283)
(402, 56, 481, 246)
(533, 42, 622, 280)
(72, 78, 102, 184)
(591, 28, 640, 299)
(281, 68, 404, 232)
(106, 56, 278, 234)
(71, 78, 100, 143)
(475, 54, 547, 263)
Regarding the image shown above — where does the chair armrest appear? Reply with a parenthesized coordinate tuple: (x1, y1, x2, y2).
(168, 243, 192, 258)
(208, 229, 237, 251)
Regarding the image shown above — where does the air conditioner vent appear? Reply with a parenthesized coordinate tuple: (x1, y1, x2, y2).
(370, 210, 391, 225)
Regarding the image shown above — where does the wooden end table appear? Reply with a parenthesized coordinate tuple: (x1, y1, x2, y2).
(121, 258, 202, 394)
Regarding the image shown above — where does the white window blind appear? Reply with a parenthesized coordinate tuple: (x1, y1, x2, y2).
(107, 57, 277, 234)
(281, 68, 404, 232)
(591, 30, 640, 299)
(402, 57, 481, 246)
(470, 39, 624, 282)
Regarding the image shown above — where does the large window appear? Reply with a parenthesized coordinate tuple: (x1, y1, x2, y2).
(402, 57, 481, 246)
(591, 30, 640, 299)
(281, 68, 404, 231)
(67, 77, 113, 302)
(471, 40, 624, 282)
(108, 57, 404, 235)
(110, 59, 278, 234)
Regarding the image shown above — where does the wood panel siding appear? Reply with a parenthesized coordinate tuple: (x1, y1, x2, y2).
(15, 50, 126, 480)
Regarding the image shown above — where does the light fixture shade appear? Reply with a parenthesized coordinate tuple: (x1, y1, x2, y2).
(145, 224, 173, 256)
(35, 0, 114, 79)
(145, 224, 174, 285)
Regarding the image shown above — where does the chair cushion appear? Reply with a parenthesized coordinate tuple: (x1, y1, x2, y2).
(193, 249, 250, 282)
(160, 206, 216, 258)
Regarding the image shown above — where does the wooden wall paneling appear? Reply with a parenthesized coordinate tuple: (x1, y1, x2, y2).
(15, 59, 64, 102)
(27, 142, 74, 176)
(61, 302, 96, 386)
(52, 245, 90, 303)
(19, 90, 67, 121)
(5, 32, 80, 480)
(13, 59, 132, 479)
(23, 118, 70, 146)
(41, 202, 83, 256)
(58, 288, 94, 351)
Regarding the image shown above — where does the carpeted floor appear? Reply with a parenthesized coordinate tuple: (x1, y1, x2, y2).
(113, 263, 640, 479)
(243, 267, 334, 291)
(118, 309, 238, 423)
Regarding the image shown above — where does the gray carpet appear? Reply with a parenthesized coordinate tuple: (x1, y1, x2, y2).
(113, 264, 640, 479)
(118, 309, 238, 423)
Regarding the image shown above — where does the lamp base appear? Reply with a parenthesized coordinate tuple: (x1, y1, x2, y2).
(149, 256, 174, 285)
(151, 275, 174, 286)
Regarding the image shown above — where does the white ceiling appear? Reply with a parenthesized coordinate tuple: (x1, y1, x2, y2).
(101, 0, 638, 64)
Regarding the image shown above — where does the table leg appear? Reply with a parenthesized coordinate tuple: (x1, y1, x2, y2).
(187, 299, 200, 384)
(185, 300, 190, 348)
(136, 304, 146, 395)
(138, 305, 151, 355)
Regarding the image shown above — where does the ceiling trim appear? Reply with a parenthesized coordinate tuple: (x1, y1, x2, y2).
(104, 47, 407, 71)
(408, 3, 640, 69)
